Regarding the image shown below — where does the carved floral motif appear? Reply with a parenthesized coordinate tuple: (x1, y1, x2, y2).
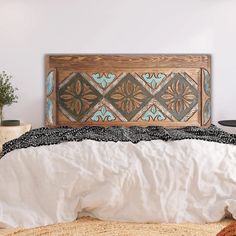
(110, 80, 147, 113)
(61, 80, 97, 115)
(161, 79, 196, 114)
(59, 74, 102, 121)
(156, 73, 198, 121)
(57, 71, 201, 123)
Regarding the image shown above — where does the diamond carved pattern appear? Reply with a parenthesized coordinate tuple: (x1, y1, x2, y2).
(105, 74, 151, 121)
(58, 73, 102, 121)
(57, 71, 200, 124)
(156, 73, 198, 121)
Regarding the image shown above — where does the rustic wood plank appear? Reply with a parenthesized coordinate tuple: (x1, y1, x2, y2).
(47, 121, 201, 128)
(48, 54, 210, 70)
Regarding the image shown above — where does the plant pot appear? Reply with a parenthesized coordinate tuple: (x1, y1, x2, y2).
(1, 120, 20, 126)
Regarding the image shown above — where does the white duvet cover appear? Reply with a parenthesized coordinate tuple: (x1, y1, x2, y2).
(0, 139, 236, 228)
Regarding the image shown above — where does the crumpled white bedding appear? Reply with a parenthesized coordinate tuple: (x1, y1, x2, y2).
(0, 139, 236, 228)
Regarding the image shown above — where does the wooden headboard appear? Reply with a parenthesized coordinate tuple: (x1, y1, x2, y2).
(45, 55, 211, 128)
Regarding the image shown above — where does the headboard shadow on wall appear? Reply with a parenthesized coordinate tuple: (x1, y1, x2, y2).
(45, 55, 211, 128)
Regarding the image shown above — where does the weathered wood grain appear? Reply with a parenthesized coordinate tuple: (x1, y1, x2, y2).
(45, 54, 211, 128)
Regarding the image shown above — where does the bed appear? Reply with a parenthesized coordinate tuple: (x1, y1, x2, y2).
(0, 55, 236, 235)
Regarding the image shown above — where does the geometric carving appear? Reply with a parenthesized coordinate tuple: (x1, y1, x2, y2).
(91, 106, 116, 122)
(46, 55, 211, 128)
(46, 98, 54, 124)
(47, 71, 54, 96)
(156, 73, 198, 121)
(105, 73, 151, 121)
(203, 98, 211, 124)
(202, 69, 211, 125)
(141, 73, 166, 89)
(58, 73, 102, 121)
(46, 69, 56, 126)
(141, 105, 166, 121)
(203, 70, 211, 96)
(91, 73, 116, 89)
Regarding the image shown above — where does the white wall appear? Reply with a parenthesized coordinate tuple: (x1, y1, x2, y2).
(0, 0, 236, 131)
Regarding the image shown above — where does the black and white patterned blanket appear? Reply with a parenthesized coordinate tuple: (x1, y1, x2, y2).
(1, 125, 236, 158)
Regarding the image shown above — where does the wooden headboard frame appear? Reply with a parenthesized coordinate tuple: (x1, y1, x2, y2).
(45, 54, 211, 128)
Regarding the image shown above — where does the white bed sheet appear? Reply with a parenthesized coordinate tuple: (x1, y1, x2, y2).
(0, 139, 236, 228)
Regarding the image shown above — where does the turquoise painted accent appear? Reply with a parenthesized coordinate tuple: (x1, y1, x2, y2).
(92, 73, 116, 88)
(91, 106, 116, 122)
(142, 106, 165, 121)
(204, 70, 211, 96)
(142, 73, 166, 88)
(204, 99, 211, 124)
(47, 71, 54, 95)
(47, 98, 53, 124)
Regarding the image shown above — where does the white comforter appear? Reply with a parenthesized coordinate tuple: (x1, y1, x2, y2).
(0, 139, 236, 228)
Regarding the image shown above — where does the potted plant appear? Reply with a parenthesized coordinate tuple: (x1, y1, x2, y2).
(0, 71, 18, 124)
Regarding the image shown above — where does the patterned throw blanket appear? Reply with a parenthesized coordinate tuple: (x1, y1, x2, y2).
(2, 125, 236, 157)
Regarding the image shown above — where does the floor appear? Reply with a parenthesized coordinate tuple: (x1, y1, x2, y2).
(0, 218, 233, 236)
(0, 228, 17, 236)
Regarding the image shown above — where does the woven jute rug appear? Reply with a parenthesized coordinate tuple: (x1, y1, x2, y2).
(2, 217, 234, 236)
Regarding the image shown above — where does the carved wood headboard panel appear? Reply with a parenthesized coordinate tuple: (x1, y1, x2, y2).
(45, 55, 211, 128)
